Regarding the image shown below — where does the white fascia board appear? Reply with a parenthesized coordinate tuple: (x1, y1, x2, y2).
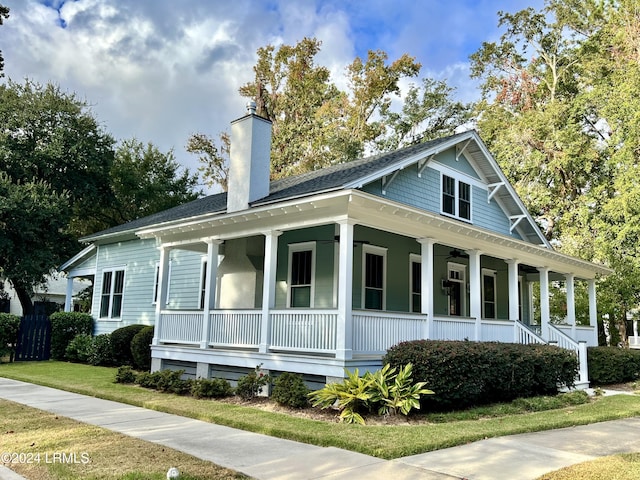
(59, 244, 96, 272)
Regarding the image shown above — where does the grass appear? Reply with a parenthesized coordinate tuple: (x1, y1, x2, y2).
(538, 453, 640, 480)
(1, 361, 640, 460)
(0, 399, 247, 480)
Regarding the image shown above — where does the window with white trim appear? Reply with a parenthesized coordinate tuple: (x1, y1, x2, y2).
(100, 268, 125, 319)
(447, 263, 466, 316)
(363, 245, 387, 310)
(199, 260, 207, 309)
(482, 269, 496, 319)
(288, 242, 316, 308)
(410, 254, 421, 313)
(153, 261, 172, 305)
(442, 174, 471, 221)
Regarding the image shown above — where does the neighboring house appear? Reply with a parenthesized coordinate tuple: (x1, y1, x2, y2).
(61, 104, 611, 388)
(1, 275, 89, 316)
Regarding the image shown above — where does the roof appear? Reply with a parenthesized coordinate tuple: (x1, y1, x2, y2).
(82, 131, 547, 246)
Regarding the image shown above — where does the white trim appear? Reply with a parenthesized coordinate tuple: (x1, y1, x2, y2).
(430, 161, 486, 190)
(362, 244, 387, 310)
(198, 258, 207, 309)
(98, 266, 126, 320)
(481, 268, 497, 319)
(287, 241, 316, 308)
(441, 172, 473, 223)
(409, 253, 421, 313)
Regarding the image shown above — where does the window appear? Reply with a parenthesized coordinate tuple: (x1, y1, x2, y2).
(442, 174, 471, 221)
(153, 261, 172, 305)
(363, 245, 387, 310)
(482, 269, 496, 319)
(100, 268, 125, 319)
(199, 260, 207, 309)
(288, 243, 315, 308)
(447, 263, 466, 316)
(410, 255, 421, 313)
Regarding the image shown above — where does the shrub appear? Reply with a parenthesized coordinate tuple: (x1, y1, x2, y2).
(309, 364, 432, 424)
(135, 369, 190, 394)
(110, 324, 147, 366)
(115, 365, 137, 384)
(88, 334, 114, 366)
(131, 326, 154, 371)
(0, 313, 20, 361)
(65, 333, 94, 363)
(190, 378, 233, 398)
(383, 340, 578, 411)
(271, 373, 310, 409)
(236, 365, 270, 400)
(587, 346, 640, 385)
(512, 390, 589, 412)
(50, 312, 93, 360)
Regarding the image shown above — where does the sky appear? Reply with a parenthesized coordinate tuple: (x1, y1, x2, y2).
(1, 0, 544, 192)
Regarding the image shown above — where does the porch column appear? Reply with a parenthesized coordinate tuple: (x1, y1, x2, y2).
(467, 249, 482, 341)
(336, 220, 355, 360)
(260, 231, 282, 353)
(565, 274, 576, 338)
(152, 245, 171, 346)
(588, 279, 598, 346)
(417, 238, 435, 339)
(538, 267, 551, 339)
(200, 239, 222, 349)
(64, 276, 74, 312)
(506, 259, 519, 342)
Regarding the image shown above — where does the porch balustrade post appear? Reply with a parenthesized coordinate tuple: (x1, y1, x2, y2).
(200, 239, 222, 349)
(418, 238, 435, 339)
(260, 231, 281, 353)
(565, 274, 576, 339)
(153, 245, 171, 346)
(506, 259, 520, 342)
(467, 249, 482, 341)
(64, 276, 74, 312)
(588, 279, 598, 346)
(336, 220, 355, 360)
(538, 267, 551, 339)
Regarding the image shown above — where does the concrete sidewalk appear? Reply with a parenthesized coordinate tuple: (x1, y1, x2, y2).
(0, 378, 639, 480)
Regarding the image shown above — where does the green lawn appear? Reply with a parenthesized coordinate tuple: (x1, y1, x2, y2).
(1, 361, 640, 460)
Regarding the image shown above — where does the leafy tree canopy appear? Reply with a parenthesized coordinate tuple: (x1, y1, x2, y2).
(0, 4, 8, 77)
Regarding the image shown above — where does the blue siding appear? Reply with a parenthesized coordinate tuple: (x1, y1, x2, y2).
(434, 148, 480, 179)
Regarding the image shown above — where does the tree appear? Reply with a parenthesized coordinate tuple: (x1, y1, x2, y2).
(103, 139, 201, 227)
(186, 131, 230, 192)
(0, 4, 8, 77)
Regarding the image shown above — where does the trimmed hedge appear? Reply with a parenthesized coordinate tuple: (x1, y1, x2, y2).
(0, 313, 20, 360)
(111, 324, 147, 366)
(587, 346, 640, 385)
(131, 326, 154, 371)
(50, 312, 94, 360)
(383, 340, 578, 410)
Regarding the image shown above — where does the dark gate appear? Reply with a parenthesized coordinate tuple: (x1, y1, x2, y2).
(15, 315, 51, 361)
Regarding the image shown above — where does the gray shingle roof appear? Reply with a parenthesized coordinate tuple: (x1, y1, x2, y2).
(83, 132, 466, 241)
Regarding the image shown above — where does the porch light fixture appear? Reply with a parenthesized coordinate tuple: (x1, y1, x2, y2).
(441, 279, 454, 294)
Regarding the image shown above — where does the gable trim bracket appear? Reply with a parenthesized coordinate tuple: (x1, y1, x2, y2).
(456, 139, 472, 161)
(509, 214, 526, 233)
(487, 182, 505, 203)
(417, 154, 434, 178)
(382, 168, 402, 195)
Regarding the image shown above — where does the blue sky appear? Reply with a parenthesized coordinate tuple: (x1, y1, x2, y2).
(1, 0, 543, 190)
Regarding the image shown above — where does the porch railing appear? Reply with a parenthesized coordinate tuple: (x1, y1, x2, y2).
(513, 321, 546, 345)
(555, 325, 595, 345)
(431, 316, 475, 341)
(630, 336, 640, 349)
(352, 310, 427, 354)
(158, 310, 203, 345)
(270, 310, 338, 353)
(208, 310, 261, 348)
(480, 319, 515, 343)
(548, 324, 589, 386)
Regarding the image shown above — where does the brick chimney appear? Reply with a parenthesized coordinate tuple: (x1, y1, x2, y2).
(227, 101, 272, 212)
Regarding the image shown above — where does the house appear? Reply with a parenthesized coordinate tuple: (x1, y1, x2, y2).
(61, 104, 611, 388)
(1, 275, 90, 316)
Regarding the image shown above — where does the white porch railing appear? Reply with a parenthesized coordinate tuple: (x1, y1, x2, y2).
(556, 325, 596, 346)
(270, 310, 338, 353)
(352, 310, 427, 354)
(548, 324, 589, 386)
(431, 316, 476, 341)
(630, 336, 640, 349)
(208, 310, 261, 348)
(480, 319, 516, 342)
(513, 321, 546, 345)
(158, 310, 203, 345)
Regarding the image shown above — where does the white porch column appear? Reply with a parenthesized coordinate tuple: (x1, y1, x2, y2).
(538, 267, 551, 339)
(467, 249, 482, 341)
(588, 279, 598, 346)
(152, 245, 171, 346)
(260, 231, 282, 353)
(336, 220, 355, 360)
(506, 260, 520, 342)
(64, 276, 74, 312)
(200, 239, 222, 349)
(565, 274, 576, 338)
(417, 238, 435, 339)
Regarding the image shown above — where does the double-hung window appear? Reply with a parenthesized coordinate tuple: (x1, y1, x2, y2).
(410, 255, 421, 313)
(100, 268, 125, 319)
(363, 245, 387, 310)
(442, 174, 471, 221)
(288, 242, 315, 307)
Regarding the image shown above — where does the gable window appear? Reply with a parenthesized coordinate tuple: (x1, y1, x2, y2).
(482, 269, 496, 319)
(288, 242, 315, 308)
(363, 245, 387, 310)
(410, 255, 421, 313)
(442, 174, 471, 221)
(100, 268, 125, 319)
